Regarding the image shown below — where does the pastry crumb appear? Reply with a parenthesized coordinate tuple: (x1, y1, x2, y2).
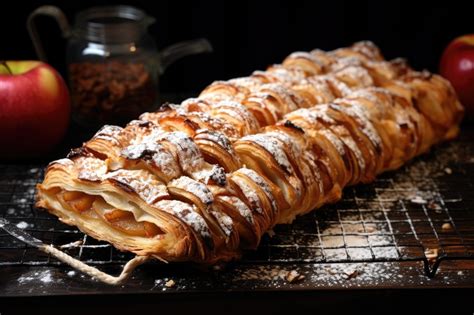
(344, 269, 360, 280)
(365, 226, 376, 233)
(286, 270, 305, 283)
(165, 279, 175, 287)
(425, 248, 438, 263)
(427, 201, 442, 211)
(441, 222, 453, 232)
(410, 196, 427, 204)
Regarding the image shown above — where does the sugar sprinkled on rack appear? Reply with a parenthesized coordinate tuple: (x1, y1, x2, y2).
(17, 270, 58, 284)
(410, 196, 427, 205)
(67, 270, 76, 277)
(235, 265, 305, 283)
(28, 167, 40, 174)
(59, 240, 84, 249)
(16, 221, 29, 229)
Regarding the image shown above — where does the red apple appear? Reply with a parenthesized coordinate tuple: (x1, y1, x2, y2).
(440, 34, 474, 116)
(0, 61, 70, 158)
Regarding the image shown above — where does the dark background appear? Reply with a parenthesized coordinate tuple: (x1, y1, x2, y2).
(1, 1, 474, 309)
(1, 0, 472, 94)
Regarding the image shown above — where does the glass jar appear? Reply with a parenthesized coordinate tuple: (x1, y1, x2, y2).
(28, 5, 212, 129)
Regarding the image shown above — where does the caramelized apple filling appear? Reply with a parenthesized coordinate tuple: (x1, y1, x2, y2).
(58, 190, 164, 238)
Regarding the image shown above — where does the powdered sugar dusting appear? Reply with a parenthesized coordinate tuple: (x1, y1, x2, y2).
(93, 125, 123, 146)
(285, 51, 324, 70)
(265, 130, 302, 156)
(213, 101, 260, 132)
(230, 175, 264, 214)
(236, 168, 279, 214)
(326, 76, 353, 97)
(200, 80, 248, 102)
(121, 142, 181, 179)
(49, 158, 74, 167)
(196, 130, 234, 154)
(336, 130, 367, 172)
(76, 157, 108, 182)
(185, 112, 237, 137)
(240, 134, 293, 174)
(210, 209, 234, 236)
(299, 78, 335, 104)
(180, 98, 212, 112)
(330, 102, 382, 149)
(258, 83, 300, 113)
(333, 65, 374, 87)
(266, 65, 306, 84)
(244, 93, 282, 121)
(67, 270, 76, 277)
(228, 77, 263, 92)
(302, 151, 324, 195)
(151, 149, 181, 179)
(156, 200, 211, 240)
(287, 107, 335, 125)
(218, 195, 254, 225)
(105, 169, 169, 205)
(162, 132, 205, 175)
(329, 56, 364, 72)
(192, 165, 227, 186)
(317, 129, 346, 156)
(18, 269, 59, 285)
(169, 176, 214, 205)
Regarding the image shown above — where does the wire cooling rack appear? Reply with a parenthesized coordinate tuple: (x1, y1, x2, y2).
(0, 133, 473, 291)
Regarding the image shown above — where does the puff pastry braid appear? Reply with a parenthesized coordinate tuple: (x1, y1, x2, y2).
(37, 42, 463, 264)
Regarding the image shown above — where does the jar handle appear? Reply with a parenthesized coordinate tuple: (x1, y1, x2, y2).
(27, 5, 71, 62)
(159, 38, 213, 74)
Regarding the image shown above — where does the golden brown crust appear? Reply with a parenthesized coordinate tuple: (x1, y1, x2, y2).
(36, 41, 464, 263)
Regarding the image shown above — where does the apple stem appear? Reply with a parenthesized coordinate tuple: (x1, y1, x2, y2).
(0, 61, 12, 75)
